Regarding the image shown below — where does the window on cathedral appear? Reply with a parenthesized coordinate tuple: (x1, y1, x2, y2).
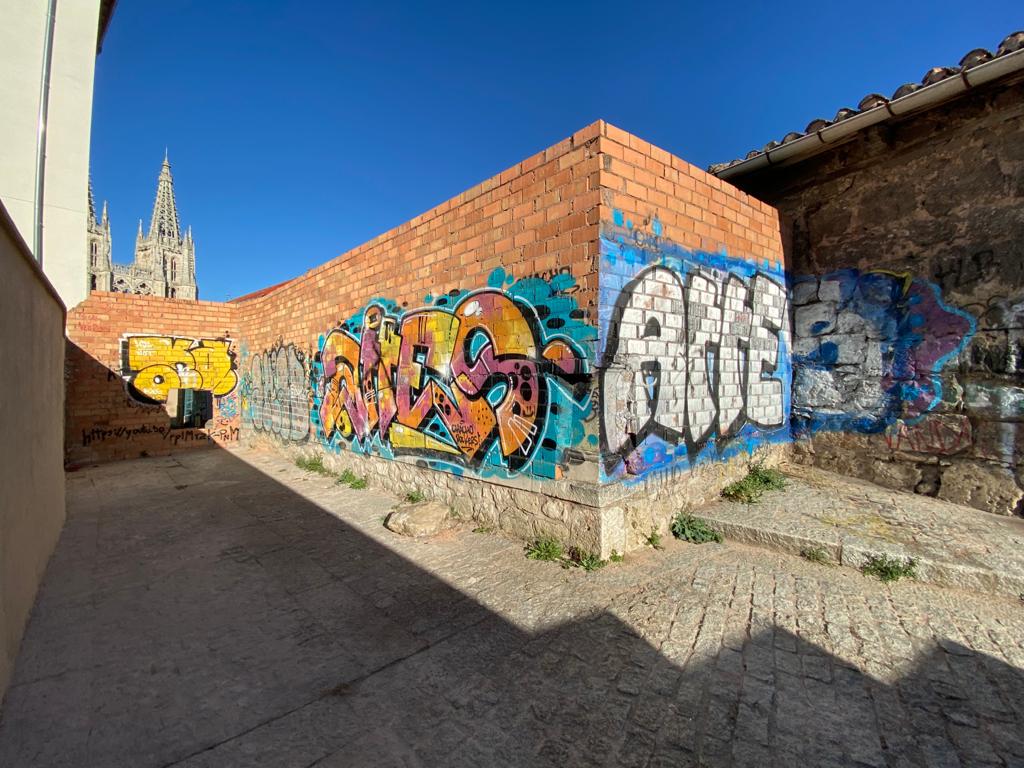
(170, 259, 177, 282)
(90, 275, 97, 291)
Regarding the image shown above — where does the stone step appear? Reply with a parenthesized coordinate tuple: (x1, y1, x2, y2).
(693, 464, 1024, 599)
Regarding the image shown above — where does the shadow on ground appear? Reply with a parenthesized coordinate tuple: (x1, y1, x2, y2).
(1, 447, 1022, 767)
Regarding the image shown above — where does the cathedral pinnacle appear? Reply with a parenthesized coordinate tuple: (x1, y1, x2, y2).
(148, 152, 181, 242)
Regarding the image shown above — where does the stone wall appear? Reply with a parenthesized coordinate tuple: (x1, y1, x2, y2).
(736, 74, 1024, 515)
(65, 293, 240, 465)
(0, 204, 66, 702)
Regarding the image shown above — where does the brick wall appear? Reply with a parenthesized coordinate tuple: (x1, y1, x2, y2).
(65, 292, 239, 465)
(733, 75, 1024, 515)
(233, 122, 604, 493)
(61, 122, 793, 554)
(594, 123, 790, 489)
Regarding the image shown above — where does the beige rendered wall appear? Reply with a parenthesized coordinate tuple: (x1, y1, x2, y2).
(0, 204, 67, 703)
(0, 0, 102, 310)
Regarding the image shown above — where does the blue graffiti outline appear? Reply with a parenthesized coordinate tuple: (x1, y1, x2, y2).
(600, 216, 792, 484)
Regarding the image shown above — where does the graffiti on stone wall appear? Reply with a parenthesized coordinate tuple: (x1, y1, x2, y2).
(310, 269, 595, 480)
(242, 343, 310, 442)
(120, 335, 238, 403)
(791, 270, 976, 434)
(599, 215, 791, 480)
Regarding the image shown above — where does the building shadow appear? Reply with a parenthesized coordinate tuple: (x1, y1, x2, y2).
(3, 352, 1022, 767)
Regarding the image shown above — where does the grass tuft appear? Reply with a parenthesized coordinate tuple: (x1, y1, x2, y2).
(565, 547, 606, 572)
(525, 537, 564, 562)
(405, 490, 427, 503)
(347, 477, 368, 490)
(296, 454, 332, 476)
(721, 462, 786, 503)
(861, 554, 917, 583)
(472, 525, 494, 534)
(800, 546, 832, 565)
(609, 550, 624, 563)
(645, 530, 663, 550)
(670, 513, 723, 544)
(524, 538, 606, 572)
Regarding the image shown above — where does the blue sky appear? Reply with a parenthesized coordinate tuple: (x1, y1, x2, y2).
(90, 1, 1022, 301)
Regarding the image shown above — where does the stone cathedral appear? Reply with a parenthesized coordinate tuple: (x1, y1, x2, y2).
(88, 153, 198, 299)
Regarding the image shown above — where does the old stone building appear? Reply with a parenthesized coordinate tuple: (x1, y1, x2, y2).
(88, 153, 198, 299)
(713, 30, 1024, 514)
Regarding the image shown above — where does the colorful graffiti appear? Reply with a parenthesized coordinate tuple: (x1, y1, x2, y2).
(120, 335, 237, 403)
(310, 269, 594, 479)
(243, 343, 310, 442)
(599, 216, 792, 479)
(790, 270, 976, 434)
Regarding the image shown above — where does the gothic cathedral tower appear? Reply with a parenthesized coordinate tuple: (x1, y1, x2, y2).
(90, 152, 199, 299)
(131, 152, 197, 299)
(87, 179, 112, 292)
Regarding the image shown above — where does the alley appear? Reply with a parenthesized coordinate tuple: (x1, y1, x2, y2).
(1, 447, 1023, 767)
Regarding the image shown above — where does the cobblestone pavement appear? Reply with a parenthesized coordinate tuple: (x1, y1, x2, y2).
(1, 447, 1023, 767)
(698, 464, 1024, 598)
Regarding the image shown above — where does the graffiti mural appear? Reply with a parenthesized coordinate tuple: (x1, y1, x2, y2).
(310, 269, 595, 480)
(120, 335, 237, 403)
(599, 215, 792, 480)
(790, 270, 976, 434)
(117, 334, 240, 445)
(242, 343, 310, 442)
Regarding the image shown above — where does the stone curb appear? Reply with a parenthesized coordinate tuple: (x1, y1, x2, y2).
(700, 513, 1024, 599)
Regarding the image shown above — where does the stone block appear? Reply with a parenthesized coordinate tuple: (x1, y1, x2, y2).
(937, 460, 1023, 515)
(385, 501, 454, 537)
(791, 281, 818, 306)
(972, 420, 1024, 466)
(794, 303, 837, 338)
(836, 310, 866, 334)
(822, 333, 867, 364)
(870, 460, 923, 492)
(963, 381, 1024, 421)
(818, 280, 843, 303)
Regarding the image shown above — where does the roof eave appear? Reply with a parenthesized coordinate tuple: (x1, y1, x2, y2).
(715, 46, 1024, 182)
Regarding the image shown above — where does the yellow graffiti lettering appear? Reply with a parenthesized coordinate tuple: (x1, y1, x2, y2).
(122, 335, 238, 403)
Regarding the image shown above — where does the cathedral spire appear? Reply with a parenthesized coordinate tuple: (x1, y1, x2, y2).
(88, 178, 97, 227)
(148, 152, 181, 242)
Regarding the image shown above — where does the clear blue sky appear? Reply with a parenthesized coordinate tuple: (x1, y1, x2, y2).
(90, 1, 1022, 302)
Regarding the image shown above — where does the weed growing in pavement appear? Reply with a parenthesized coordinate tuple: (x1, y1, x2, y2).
(565, 547, 607, 572)
(609, 550, 624, 563)
(800, 546, 832, 565)
(525, 537, 564, 562)
(670, 513, 723, 544)
(861, 554, 917, 583)
(295, 454, 332, 476)
(721, 462, 786, 503)
(405, 490, 427, 503)
(645, 530, 664, 550)
(524, 538, 607, 572)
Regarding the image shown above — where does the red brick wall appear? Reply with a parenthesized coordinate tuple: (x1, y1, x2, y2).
(65, 293, 239, 465)
(594, 123, 790, 484)
(598, 123, 784, 264)
(235, 122, 606, 485)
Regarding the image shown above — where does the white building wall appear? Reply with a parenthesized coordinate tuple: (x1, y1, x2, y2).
(0, 1, 103, 310)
